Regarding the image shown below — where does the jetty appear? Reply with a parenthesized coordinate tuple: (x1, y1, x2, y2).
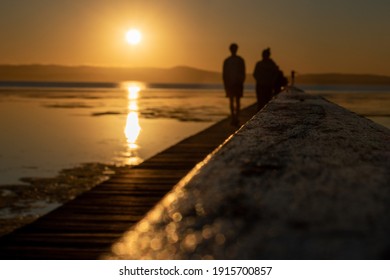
(0, 88, 389, 259)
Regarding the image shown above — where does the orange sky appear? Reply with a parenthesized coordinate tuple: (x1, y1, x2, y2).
(1, 0, 389, 76)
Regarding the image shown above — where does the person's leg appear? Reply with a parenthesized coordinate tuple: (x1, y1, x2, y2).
(229, 96, 235, 122)
(229, 96, 234, 116)
(264, 86, 274, 105)
(257, 85, 275, 111)
(256, 85, 263, 111)
(235, 96, 240, 124)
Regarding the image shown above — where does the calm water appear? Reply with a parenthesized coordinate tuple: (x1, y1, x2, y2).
(0, 82, 256, 185)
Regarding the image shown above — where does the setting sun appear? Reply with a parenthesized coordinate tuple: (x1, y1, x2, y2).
(125, 29, 142, 45)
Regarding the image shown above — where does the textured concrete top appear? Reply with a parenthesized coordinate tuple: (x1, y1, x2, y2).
(104, 88, 390, 260)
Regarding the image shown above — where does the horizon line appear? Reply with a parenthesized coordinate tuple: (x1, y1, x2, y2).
(0, 63, 389, 78)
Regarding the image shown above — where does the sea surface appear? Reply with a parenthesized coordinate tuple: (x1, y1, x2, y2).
(0, 81, 389, 236)
(0, 82, 257, 185)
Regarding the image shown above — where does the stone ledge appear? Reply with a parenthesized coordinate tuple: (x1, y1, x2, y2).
(104, 88, 390, 260)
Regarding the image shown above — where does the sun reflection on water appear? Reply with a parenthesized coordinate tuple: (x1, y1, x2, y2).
(127, 84, 140, 100)
(123, 82, 143, 165)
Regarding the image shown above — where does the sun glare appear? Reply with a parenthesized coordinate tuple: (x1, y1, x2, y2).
(126, 29, 142, 45)
(123, 83, 142, 165)
(127, 85, 140, 99)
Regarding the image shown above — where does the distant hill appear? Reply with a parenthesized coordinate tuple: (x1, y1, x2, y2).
(1, 64, 390, 85)
(0, 65, 222, 84)
(295, 73, 390, 85)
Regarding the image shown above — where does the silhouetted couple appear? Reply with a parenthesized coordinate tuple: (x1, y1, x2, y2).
(223, 44, 286, 125)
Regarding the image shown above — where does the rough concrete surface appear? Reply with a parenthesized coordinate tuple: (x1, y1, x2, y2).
(104, 89, 390, 260)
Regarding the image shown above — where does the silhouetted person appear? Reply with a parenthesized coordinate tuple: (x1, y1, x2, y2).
(253, 48, 279, 111)
(223, 43, 246, 126)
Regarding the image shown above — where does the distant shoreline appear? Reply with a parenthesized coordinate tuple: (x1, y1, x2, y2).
(1, 65, 390, 85)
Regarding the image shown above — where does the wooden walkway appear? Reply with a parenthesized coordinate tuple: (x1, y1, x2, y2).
(0, 104, 257, 259)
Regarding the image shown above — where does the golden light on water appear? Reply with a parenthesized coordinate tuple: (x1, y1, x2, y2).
(127, 85, 140, 100)
(125, 112, 140, 149)
(123, 82, 143, 165)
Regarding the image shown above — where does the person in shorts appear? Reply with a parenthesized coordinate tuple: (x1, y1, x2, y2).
(223, 43, 246, 126)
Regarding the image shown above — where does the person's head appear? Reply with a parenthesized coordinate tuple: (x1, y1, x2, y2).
(229, 43, 238, 55)
(262, 48, 271, 59)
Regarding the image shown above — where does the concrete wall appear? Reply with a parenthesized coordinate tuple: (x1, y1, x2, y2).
(104, 88, 390, 260)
